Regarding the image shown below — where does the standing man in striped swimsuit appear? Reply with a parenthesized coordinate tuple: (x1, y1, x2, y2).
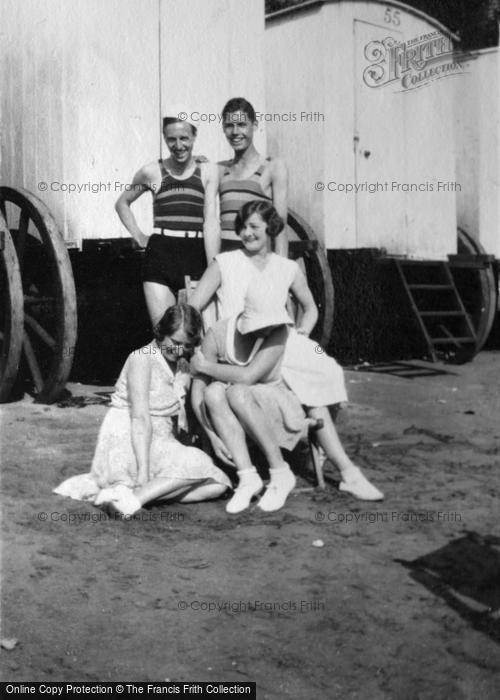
(115, 110, 219, 326)
(218, 97, 289, 257)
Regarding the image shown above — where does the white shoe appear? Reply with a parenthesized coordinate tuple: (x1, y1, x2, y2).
(95, 484, 142, 517)
(339, 467, 384, 501)
(226, 473, 263, 514)
(258, 466, 296, 512)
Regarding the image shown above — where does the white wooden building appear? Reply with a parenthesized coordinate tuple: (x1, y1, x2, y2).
(265, 0, 462, 259)
(0, 0, 266, 246)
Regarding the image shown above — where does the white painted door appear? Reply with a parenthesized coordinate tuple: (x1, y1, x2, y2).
(353, 19, 407, 252)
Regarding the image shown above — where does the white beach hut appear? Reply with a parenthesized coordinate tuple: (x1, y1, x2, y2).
(265, 0, 498, 361)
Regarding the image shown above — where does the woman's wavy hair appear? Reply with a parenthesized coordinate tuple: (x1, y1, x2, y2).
(153, 304, 203, 347)
(234, 200, 285, 239)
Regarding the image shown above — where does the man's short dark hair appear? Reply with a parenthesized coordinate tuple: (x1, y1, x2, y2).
(221, 97, 256, 124)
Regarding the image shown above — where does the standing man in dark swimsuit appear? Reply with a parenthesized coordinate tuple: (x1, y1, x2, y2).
(218, 97, 289, 257)
(115, 109, 219, 326)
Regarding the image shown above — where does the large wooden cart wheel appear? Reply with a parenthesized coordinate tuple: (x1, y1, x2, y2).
(287, 208, 334, 347)
(0, 187, 77, 403)
(452, 228, 498, 361)
(0, 213, 24, 402)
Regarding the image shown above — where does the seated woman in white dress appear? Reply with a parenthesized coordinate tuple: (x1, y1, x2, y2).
(191, 286, 308, 514)
(54, 304, 231, 517)
(190, 200, 383, 502)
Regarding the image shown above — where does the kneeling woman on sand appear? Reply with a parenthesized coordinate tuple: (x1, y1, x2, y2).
(54, 304, 231, 516)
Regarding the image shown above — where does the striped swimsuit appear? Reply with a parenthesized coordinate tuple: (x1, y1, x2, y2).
(219, 158, 272, 232)
(142, 161, 206, 290)
(153, 160, 205, 232)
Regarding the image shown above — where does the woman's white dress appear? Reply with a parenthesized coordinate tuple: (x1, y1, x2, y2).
(214, 250, 348, 407)
(211, 316, 307, 451)
(54, 342, 231, 502)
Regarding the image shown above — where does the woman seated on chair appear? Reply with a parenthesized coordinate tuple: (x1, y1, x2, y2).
(54, 304, 231, 517)
(190, 200, 384, 503)
(191, 283, 382, 514)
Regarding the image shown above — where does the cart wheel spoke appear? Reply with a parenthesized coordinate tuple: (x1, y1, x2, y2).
(23, 330, 44, 393)
(24, 295, 56, 304)
(0, 186, 77, 403)
(0, 214, 24, 402)
(24, 312, 57, 349)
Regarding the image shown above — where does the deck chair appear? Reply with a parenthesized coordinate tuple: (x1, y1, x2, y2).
(178, 276, 327, 489)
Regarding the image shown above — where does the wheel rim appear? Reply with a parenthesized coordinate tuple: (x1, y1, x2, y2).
(455, 227, 497, 358)
(0, 213, 24, 402)
(0, 186, 77, 403)
(287, 208, 334, 347)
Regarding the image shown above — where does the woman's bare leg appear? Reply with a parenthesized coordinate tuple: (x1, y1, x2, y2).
(204, 383, 254, 472)
(96, 477, 227, 517)
(204, 382, 263, 512)
(179, 482, 228, 502)
(307, 406, 356, 476)
(308, 406, 383, 500)
(225, 384, 296, 512)
(225, 385, 285, 471)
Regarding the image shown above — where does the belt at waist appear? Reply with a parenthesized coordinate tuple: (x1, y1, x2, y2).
(152, 228, 202, 238)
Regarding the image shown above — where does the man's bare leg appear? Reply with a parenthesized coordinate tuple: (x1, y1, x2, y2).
(143, 281, 176, 327)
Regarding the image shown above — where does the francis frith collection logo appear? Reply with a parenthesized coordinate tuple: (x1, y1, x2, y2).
(363, 31, 466, 90)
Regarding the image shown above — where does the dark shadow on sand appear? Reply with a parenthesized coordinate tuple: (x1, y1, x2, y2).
(396, 531, 500, 644)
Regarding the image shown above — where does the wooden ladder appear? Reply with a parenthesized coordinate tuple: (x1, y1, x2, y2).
(394, 259, 477, 362)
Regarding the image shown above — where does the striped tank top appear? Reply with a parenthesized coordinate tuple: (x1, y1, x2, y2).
(153, 160, 205, 231)
(219, 159, 272, 231)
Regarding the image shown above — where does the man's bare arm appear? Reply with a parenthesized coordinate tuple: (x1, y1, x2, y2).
(201, 162, 221, 263)
(115, 163, 158, 247)
(270, 158, 289, 258)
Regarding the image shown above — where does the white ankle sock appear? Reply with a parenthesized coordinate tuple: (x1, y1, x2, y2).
(226, 469, 263, 514)
(258, 464, 296, 512)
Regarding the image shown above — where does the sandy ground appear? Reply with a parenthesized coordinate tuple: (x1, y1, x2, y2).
(1, 352, 500, 698)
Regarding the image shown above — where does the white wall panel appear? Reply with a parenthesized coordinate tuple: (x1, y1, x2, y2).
(159, 0, 266, 163)
(456, 48, 499, 258)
